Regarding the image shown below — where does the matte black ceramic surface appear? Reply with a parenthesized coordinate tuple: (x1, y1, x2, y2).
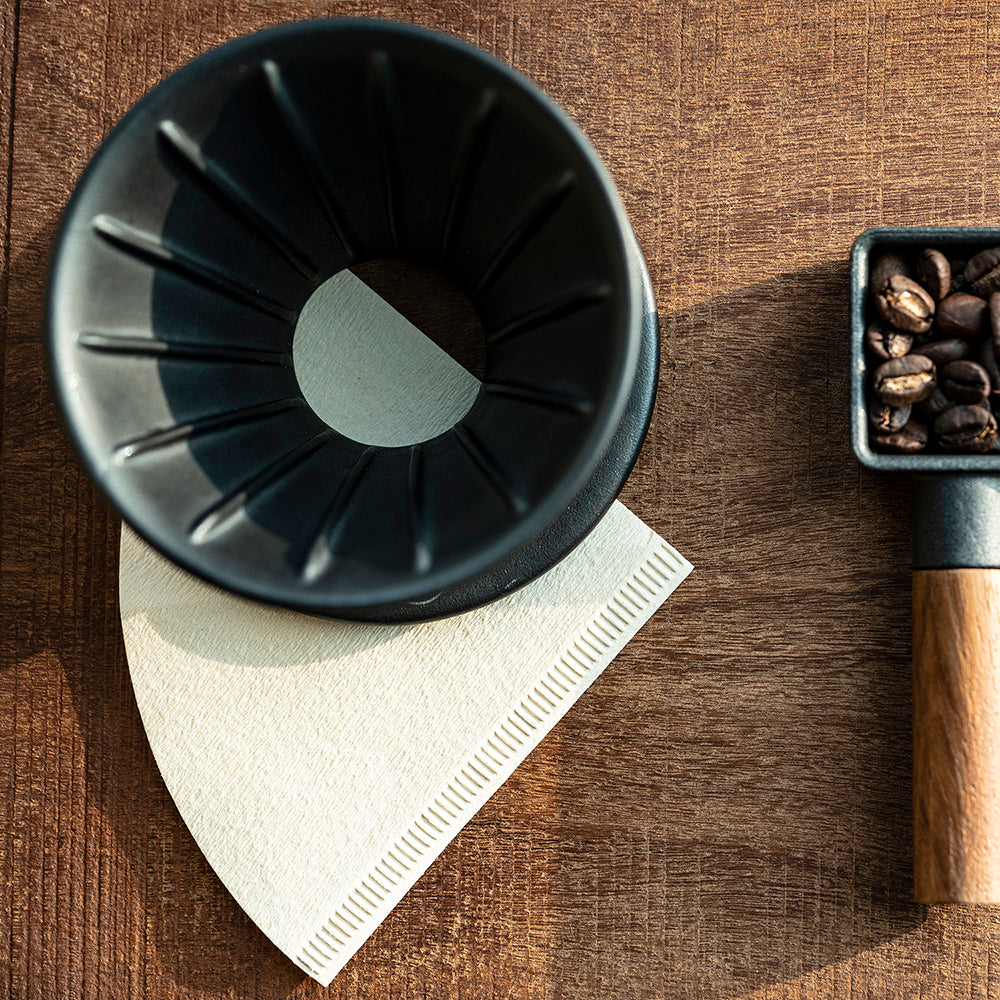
(48, 20, 658, 621)
(850, 227, 1000, 569)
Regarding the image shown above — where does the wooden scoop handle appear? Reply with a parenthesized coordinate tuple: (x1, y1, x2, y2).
(913, 568, 1000, 902)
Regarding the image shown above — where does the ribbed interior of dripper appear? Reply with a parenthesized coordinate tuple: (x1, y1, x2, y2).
(138, 34, 633, 588)
(51, 22, 647, 617)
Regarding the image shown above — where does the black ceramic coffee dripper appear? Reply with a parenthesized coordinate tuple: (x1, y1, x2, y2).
(47, 20, 659, 623)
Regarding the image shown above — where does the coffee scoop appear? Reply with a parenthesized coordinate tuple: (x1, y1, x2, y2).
(852, 227, 1000, 903)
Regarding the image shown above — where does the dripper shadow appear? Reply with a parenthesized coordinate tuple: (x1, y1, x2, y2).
(538, 260, 926, 996)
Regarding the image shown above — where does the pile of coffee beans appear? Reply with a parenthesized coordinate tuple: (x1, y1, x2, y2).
(866, 245, 1000, 453)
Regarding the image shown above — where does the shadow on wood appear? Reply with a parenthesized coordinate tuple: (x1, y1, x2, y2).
(541, 261, 926, 996)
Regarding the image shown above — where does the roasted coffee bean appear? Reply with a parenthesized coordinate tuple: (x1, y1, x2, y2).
(873, 354, 936, 406)
(915, 385, 955, 422)
(917, 248, 952, 301)
(865, 321, 913, 359)
(870, 252, 912, 293)
(875, 274, 935, 334)
(912, 338, 970, 365)
(872, 419, 929, 453)
(940, 359, 991, 405)
(934, 404, 999, 452)
(934, 292, 990, 339)
(868, 398, 912, 433)
(964, 246, 1000, 296)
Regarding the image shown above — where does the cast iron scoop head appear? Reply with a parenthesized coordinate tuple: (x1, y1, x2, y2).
(46, 20, 659, 623)
(851, 226, 1000, 904)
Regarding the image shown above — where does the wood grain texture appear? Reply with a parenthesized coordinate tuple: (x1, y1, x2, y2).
(914, 569, 1000, 904)
(4, 0, 1000, 998)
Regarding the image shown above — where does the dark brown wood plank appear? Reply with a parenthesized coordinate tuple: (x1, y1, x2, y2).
(0, 2, 21, 992)
(4, 1, 1000, 998)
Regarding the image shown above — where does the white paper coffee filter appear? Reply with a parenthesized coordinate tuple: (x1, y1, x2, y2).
(120, 272, 691, 985)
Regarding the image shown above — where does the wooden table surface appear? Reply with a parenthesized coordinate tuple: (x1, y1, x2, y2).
(4, 1, 1000, 997)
